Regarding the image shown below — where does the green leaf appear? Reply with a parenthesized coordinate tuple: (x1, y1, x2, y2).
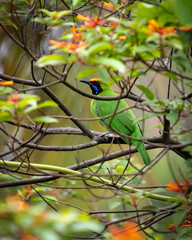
(23, 105, 37, 114)
(173, 56, 191, 72)
(173, 209, 188, 228)
(39, 9, 72, 18)
(34, 17, 51, 24)
(166, 111, 179, 124)
(169, 99, 184, 111)
(38, 9, 53, 17)
(135, 112, 164, 123)
(37, 55, 68, 67)
(43, 195, 58, 202)
(143, 98, 169, 108)
(109, 200, 122, 210)
(183, 146, 192, 156)
(133, 45, 160, 59)
(76, 68, 97, 78)
(90, 57, 126, 73)
(169, 0, 192, 25)
(169, 38, 183, 50)
(137, 85, 154, 100)
(0, 17, 17, 29)
(33, 116, 58, 123)
(142, 205, 158, 211)
(0, 101, 14, 113)
(114, 166, 125, 174)
(149, 188, 166, 194)
(137, 1, 175, 24)
(87, 42, 113, 55)
(0, 112, 12, 122)
(20, 94, 40, 100)
(37, 101, 58, 109)
(98, 67, 110, 83)
(177, 228, 192, 240)
(17, 95, 40, 109)
(72, 0, 85, 8)
(24, 100, 57, 114)
(53, 10, 72, 18)
(164, 72, 178, 82)
(0, 87, 13, 95)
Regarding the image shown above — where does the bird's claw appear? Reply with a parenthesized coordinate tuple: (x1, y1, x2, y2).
(92, 131, 111, 142)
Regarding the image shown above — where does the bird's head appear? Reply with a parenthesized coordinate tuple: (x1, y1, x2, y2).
(80, 78, 109, 95)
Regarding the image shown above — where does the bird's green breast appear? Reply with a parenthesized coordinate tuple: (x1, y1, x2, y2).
(91, 90, 137, 135)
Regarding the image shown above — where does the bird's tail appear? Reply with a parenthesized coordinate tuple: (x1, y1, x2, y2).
(131, 126, 150, 165)
(133, 139, 150, 165)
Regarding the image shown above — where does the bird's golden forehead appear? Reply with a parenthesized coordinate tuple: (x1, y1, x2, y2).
(90, 78, 101, 82)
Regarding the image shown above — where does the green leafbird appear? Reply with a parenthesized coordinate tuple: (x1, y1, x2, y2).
(81, 78, 150, 165)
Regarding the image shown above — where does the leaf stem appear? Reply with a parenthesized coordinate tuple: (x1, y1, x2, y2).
(0, 160, 187, 204)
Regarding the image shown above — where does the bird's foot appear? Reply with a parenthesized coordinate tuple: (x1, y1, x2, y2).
(92, 131, 111, 142)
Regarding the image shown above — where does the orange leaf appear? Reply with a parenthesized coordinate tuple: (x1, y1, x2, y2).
(109, 221, 145, 240)
(103, 2, 115, 10)
(146, 19, 176, 36)
(77, 14, 91, 22)
(119, 36, 127, 40)
(178, 26, 192, 31)
(168, 224, 176, 231)
(6, 194, 29, 211)
(49, 40, 67, 48)
(0, 80, 14, 86)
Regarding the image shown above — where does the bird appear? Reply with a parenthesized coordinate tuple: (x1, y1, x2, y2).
(80, 78, 150, 165)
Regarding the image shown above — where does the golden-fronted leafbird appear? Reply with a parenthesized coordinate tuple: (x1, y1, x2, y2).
(81, 78, 150, 165)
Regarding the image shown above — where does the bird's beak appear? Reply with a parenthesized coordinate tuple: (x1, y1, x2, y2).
(80, 80, 91, 85)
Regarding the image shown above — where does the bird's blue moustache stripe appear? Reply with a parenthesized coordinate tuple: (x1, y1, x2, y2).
(92, 85, 100, 95)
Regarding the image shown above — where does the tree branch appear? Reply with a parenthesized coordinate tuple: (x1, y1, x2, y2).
(0, 160, 188, 204)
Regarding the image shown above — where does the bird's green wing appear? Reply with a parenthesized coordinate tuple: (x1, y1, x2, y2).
(91, 98, 136, 135)
(91, 98, 150, 165)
